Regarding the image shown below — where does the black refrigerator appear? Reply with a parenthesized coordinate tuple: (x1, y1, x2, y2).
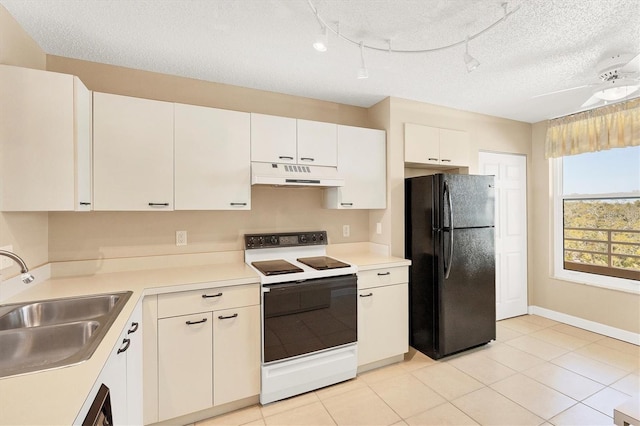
(405, 173, 496, 359)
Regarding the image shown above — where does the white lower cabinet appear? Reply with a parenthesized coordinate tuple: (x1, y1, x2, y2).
(154, 284, 260, 422)
(213, 305, 261, 406)
(74, 300, 143, 425)
(357, 267, 409, 367)
(158, 313, 213, 421)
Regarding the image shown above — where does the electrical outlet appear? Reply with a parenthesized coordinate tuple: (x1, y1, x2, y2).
(0, 245, 14, 269)
(176, 231, 187, 246)
(376, 222, 382, 235)
(342, 225, 350, 238)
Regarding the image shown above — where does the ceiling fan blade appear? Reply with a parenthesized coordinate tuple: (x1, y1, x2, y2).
(620, 52, 640, 73)
(532, 83, 597, 99)
(581, 94, 602, 107)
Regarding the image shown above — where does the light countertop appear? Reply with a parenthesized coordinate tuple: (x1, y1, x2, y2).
(0, 245, 409, 425)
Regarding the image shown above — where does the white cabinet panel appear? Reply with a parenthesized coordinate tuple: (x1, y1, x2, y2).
(213, 305, 260, 406)
(296, 119, 337, 167)
(324, 125, 386, 209)
(0, 65, 92, 211)
(158, 313, 213, 421)
(358, 282, 408, 366)
(439, 128, 469, 166)
(250, 113, 296, 164)
(404, 123, 469, 168)
(175, 103, 251, 210)
(404, 123, 440, 165)
(93, 92, 174, 211)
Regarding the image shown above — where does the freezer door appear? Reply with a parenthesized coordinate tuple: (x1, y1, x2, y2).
(439, 227, 496, 356)
(441, 174, 495, 229)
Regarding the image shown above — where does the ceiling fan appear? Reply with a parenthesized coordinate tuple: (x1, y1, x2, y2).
(535, 52, 640, 108)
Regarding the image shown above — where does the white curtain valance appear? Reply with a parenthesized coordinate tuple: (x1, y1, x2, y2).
(544, 98, 640, 159)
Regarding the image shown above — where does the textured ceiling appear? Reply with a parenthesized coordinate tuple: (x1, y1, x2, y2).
(1, 0, 639, 123)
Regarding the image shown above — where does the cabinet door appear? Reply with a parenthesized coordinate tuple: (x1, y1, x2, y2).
(404, 123, 440, 165)
(358, 283, 408, 366)
(93, 92, 174, 211)
(213, 305, 260, 406)
(439, 128, 469, 166)
(324, 125, 386, 209)
(297, 119, 337, 167)
(158, 313, 213, 421)
(250, 113, 296, 164)
(125, 301, 144, 425)
(175, 103, 251, 210)
(0, 65, 91, 211)
(74, 77, 93, 211)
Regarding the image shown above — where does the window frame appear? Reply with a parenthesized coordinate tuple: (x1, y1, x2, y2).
(552, 157, 639, 294)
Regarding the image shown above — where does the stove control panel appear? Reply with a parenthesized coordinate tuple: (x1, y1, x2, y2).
(244, 231, 327, 249)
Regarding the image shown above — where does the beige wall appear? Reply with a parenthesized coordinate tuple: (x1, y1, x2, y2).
(530, 122, 640, 333)
(46, 56, 370, 126)
(0, 5, 49, 276)
(49, 187, 368, 261)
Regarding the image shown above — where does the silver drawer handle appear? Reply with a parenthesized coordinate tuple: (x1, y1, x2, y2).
(359, 293, 373, 298)
(377, 272, 391, 276)
(127, 322, 139, 334)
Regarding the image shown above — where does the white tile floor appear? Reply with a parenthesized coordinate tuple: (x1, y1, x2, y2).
(195, 315, 639, 426)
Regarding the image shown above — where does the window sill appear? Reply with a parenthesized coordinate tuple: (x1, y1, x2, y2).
(553, 268, 640, 295)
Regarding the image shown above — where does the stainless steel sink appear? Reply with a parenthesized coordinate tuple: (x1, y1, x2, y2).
(0, 291, 132, 378)
(0, 294, 123, 330)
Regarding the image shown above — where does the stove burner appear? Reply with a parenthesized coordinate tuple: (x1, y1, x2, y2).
(251, 260, 303, 276)
(297, 256, 350, 270)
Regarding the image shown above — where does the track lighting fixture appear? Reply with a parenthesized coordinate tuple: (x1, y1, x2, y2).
(464, 36, 480, 73)
(313, 25, 328, 52)
(357, 41, 368, 79)
(307, 1, 520, 75)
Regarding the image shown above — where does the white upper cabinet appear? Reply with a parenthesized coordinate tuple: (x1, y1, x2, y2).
(174, 103, 251, 210)
(404, 123, 469, 168)
(93, 92, 174, 211)
(251, 114, 338, 167)
(0, 65, 92, 211)
(250, 113, 297, 164)
(323, 125, 386, 209)
(296, 119, 337, 167)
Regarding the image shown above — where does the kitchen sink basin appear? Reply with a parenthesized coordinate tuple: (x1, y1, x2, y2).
(0, 291, 132, 378)
(0, 293, 123, 330)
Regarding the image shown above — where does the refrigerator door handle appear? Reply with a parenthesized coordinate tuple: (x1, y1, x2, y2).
(444, 180, 454, 279)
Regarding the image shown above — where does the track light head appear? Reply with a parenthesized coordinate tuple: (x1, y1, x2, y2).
(464, 52, 480, 72)
(464, 36, 480, 73)
(357, 41, 369, 79)
(313, 26, 328, 52)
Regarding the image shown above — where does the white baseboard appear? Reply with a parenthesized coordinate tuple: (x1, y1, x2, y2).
(528, 305, 640, 345)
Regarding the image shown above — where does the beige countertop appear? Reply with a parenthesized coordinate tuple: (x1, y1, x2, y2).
(0, 246, 409, 425)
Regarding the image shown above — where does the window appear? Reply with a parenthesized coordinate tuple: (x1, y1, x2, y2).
(553, 145, 640, 292)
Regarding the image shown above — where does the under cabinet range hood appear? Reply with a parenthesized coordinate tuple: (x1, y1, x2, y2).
(251, 162, 344, 187)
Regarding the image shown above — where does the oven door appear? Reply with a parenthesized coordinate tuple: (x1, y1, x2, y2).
(262, 274, 357, 363)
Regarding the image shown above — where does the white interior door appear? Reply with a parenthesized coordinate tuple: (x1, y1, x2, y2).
(479, 152, 528, 320)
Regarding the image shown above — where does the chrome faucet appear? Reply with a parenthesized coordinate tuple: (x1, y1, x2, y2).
(0, 250, 35, 284)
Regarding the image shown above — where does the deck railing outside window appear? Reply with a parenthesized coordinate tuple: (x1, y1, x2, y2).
(563, 198, 640, 281)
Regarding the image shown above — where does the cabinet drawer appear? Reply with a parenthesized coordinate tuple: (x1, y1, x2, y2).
(158, 284, 259, 318)
(358, 267, 408, 290)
